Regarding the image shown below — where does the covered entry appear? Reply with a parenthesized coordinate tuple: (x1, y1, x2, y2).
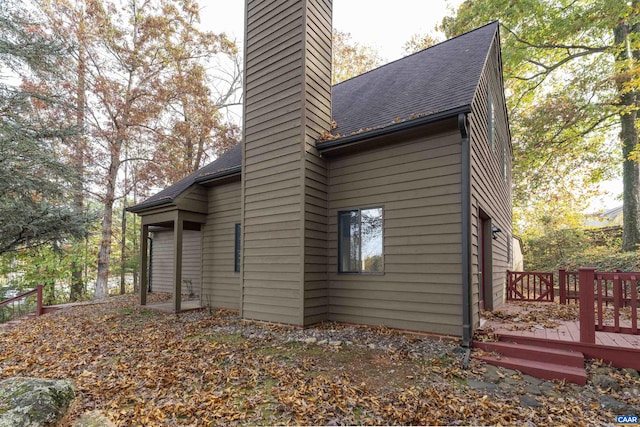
(139, 210, 205, 312)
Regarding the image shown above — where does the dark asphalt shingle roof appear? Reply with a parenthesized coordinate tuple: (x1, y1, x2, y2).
(128, 143, 242, 212)
(129, 22, 498, 212)
(330, 21, 497, 137)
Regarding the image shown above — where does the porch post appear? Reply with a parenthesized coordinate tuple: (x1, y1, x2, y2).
(140, 224, 149, 306)
(558, 268, 566, 305)
(173, 211, 183, 313)
(578, 267, 596, 344)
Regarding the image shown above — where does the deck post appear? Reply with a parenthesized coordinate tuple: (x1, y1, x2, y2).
(578, 267, 597, 344)
(36, 285, 43, 316)
(559, 269, 566, 305)
(173, 211, 183, 313)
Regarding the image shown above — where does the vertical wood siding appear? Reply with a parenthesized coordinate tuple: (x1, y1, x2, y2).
(241, 0, 331, 325)
(202, 180, 242, 309)
(150, 229, 202, 295)
(469, 32, 513, 327)
(326, 124, 463, 336)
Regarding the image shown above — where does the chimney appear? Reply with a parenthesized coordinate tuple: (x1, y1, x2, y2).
(240, 0, 332, 325)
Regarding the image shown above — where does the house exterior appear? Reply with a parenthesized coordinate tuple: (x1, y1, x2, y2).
(147, 227, 201, 296)
(128, 0, 512, 346)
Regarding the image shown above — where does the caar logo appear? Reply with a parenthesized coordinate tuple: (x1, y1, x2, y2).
(617, 415, 639, 425)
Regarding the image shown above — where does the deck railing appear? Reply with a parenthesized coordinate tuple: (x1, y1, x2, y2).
(506, 270, 555, 302)
(579, 268, 639, 342)
(558, 269, 580, 305)
(0, 285, 43, 324)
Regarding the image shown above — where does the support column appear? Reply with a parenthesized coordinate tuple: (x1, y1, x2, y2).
(578, 267, 597, 344)
(140, 224, 149, 306)
(173, 211, 183, 313)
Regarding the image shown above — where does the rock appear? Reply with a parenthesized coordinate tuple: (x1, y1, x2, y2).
(621, 368, 639, 379)
(504, 377, 522, 386)
(303, 337, 317, 345)
(524, 384, 542, 396)
(73, 411, 116, 427)
(367, 344, 376, 350)
(623, 387, 640, 397)
(467, 380, 498, 393)
(522, 375, 543, 386)
(501, 368, 518, 377)
(519, 395, 542, 408)
(483, 365, 502, 384)
(599, 395, 636, 413)
(591, 374, 622, 391)
(0, 377, 75, 427)
(592, 366, 615, 375)
(329, 340, 342, 347)
(539, 382, 560, 398)
(317, 339, 327, 345)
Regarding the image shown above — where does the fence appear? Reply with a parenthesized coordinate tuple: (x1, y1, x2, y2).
(0, 285, 43, 324)
(506, 271, 555, 302)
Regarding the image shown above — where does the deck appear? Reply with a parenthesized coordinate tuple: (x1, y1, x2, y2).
(478, 301, 640, 370)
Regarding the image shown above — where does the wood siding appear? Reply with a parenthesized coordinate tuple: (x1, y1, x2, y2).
(241, 0, 331, 325)
(150, 229, 202, 295)
(303, 0, 332, 325)
(469, 32, 513, 327)
(202, 180, 242, 309)
(174, 185, 208, 214)
(326, 123, 463, 336)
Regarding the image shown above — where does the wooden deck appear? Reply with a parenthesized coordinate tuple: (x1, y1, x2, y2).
(478, 301, 640, 370)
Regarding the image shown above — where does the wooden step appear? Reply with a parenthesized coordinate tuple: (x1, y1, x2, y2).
(474, 340, 584, 368)
(475, 354, 587, 385)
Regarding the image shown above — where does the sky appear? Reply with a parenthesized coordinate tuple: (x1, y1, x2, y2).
(199, 0, 465, 62)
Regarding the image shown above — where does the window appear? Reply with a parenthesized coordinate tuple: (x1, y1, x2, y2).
(234, 223, 241, 273)
(488, 86, 496, 150)
(338, 207, 383, 273)
(502, 137, 507, 179)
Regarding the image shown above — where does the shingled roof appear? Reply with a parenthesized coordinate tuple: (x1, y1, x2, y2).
(128, 143, 242, 212)
(329, 21, 498, 138)
(129, 22, 498, 212)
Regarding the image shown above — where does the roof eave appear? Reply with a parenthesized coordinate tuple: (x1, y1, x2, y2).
(317, 105, 472, 153)
(194, 165, 242, 184)
(126, 198, 174, 213)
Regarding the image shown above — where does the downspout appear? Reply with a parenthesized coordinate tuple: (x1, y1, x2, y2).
(459, 113, 473, 352)
(148, 235, 153, 293)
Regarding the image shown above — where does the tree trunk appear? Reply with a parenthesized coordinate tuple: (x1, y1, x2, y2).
(120, 204, 127, 295)
(95, 152, 121, 299)
(615, 16, 640, 251)
(70, 26, 86, 302)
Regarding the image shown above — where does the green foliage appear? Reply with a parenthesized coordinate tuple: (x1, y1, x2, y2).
(523, 225, 636, 272)
(441, 0, 636, 239)
(0, 0, 89, 255)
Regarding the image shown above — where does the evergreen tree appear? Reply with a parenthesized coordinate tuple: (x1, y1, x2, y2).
(0, 0, 87, 254)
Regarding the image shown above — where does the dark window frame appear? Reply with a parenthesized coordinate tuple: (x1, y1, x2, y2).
(234, 223, 241, 273)
(488, 85, 496, 150)
(337, 206, 384, 274)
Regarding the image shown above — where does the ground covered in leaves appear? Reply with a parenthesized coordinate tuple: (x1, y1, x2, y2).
(0, 294, 637, 426)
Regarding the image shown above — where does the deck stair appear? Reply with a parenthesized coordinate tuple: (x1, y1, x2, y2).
(473, 340, 587, 385)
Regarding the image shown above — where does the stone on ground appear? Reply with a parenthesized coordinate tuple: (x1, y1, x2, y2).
(0, 377, 75, 427)
(73, 410, 116, 427)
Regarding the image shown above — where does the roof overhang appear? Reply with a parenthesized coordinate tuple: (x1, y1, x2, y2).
(316, 105, 471, 154)
(194, 165, 241, 185)
(126, 198, 174, 214)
